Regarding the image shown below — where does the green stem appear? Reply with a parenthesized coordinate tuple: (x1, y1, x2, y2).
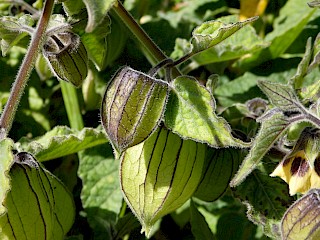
(111, 1, 181, 78)
(60, 81, 84, 130)
(0, 0, 55, 139)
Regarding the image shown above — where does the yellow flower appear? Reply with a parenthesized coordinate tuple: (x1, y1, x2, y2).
(270, 127, 320, 195)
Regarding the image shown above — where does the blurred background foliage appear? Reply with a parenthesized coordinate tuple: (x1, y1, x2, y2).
(1, 0, 320, 239)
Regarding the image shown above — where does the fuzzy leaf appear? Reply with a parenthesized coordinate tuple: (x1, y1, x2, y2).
(191, 16, 269, 65)
(233, 161, 294, 239)
(0, 152, 75, 240)
(78, 144, 122, 239)
(81, 15, 111, 70)
(190, 16, 258, 55)
(0, 15, 34, 55)
(290, 37, 313, 89)
(258, 80, 303, 112)
(82, 0, 116, 32)
(15, 126, 107, 161)
(281, 189, 320, 240)
(230, 111, 289, 187)
(78, 144, 121, 210)
(0, 138, 14, 216)
(165, 76, 249, 148)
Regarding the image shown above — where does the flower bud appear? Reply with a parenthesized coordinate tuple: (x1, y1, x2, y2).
(101, 66, 169, 154)
(43, 31, 88, 87)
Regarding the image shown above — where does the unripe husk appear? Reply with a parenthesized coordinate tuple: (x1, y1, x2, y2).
(120, 127, 206, 236)
(101, 66, 169, 154)
(43, 31, 88, 87)
(194, 148, 243, 202)
(281, 189, 320, 239)
(0, 152, 75, 240)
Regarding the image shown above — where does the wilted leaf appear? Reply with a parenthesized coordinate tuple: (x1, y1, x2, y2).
(165, 76, 249, 148)
(0, 152, 75, 240)
(230, 110, 289, 186)
(15, 126, 107, 161)
(281, 189, 320, 240)
(120, 127, 206, 236)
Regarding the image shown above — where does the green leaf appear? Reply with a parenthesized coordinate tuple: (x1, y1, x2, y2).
(308, 33, 320, 72)
(62, 0, 86, 16)
(194, 148, 243, 202)
(190, 16, 258, 55)
(230, 111, 289, 187)
(258, 80, 304, 112)
(190, 200, 216, 240)
(113, 213, 140, 240)
(120, 127, 206, 236)
(281, 189, 320, 240)
(0, 15, 34, 55)
(81, 15, 111, 70)
(165, 76, 249, 148)
(0, 138, 14, 216)
(216, 211, 257, 240)
(191, 16, 269, 65)
(82, 0, 116, 32)
(290, 37, 313, 89)
(236, 0, 316, 70)
(233, 161, 294, 239)
(158, 0, 219, 29)
(78, 144, 122, 239)
(215, 70, 296, 108)
(15, 126, 108, 161)
(78, 143, 121, 210)
(0, 152, 75, 240)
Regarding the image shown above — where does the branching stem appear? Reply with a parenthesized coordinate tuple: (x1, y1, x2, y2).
(112, 1, 182, 78)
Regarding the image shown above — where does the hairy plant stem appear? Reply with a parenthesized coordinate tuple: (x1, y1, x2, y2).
(0, 0, 55, 139)
(111, 1, 182, 78)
